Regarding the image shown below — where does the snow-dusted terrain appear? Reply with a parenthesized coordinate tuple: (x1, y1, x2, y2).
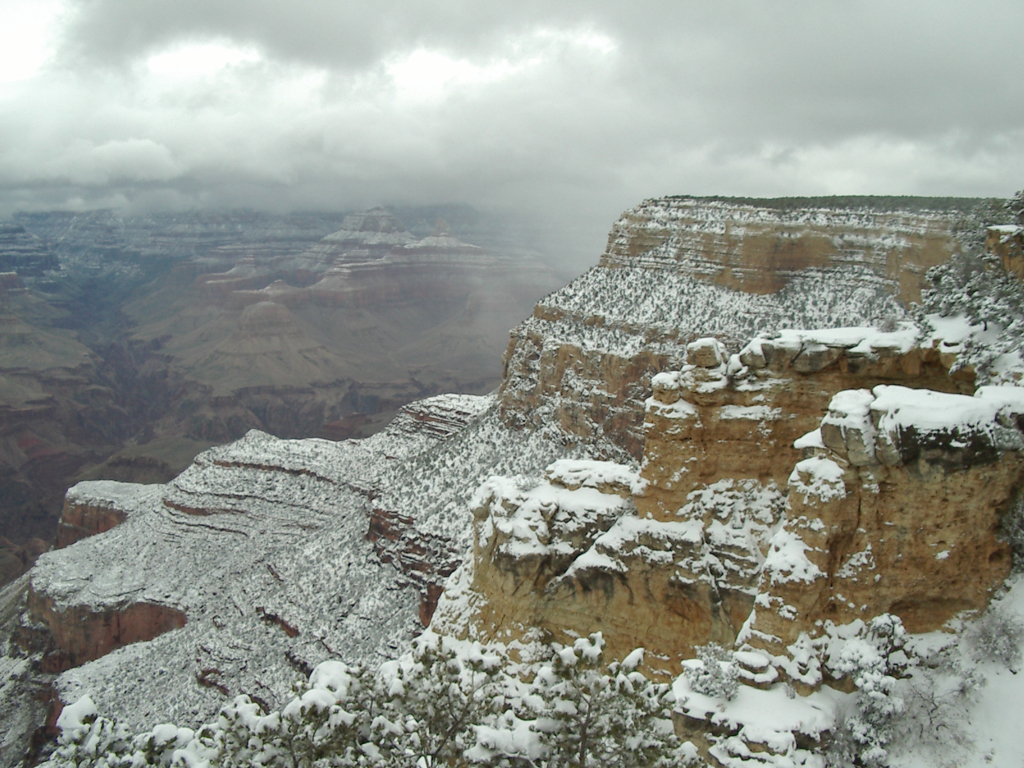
(15, 394, 616, 737)
(11, 195, 1024, 768)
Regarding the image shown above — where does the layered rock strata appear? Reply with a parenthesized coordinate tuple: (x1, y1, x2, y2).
(11, 392, 596, 735)
(0, 224, 58, 276)
(17, 396, 485, 724)
(447, 327, 1024, 675)
(2, 197, 996, 763)
(499, 198, 961, 459)
(602, 198, 956, 300)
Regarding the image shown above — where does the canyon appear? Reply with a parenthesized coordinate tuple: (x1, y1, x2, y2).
(4, 195, 1023, 767)
(0, 206, 563, 582)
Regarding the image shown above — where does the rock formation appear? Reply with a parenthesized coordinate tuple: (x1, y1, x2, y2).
(442, 325, 1022, 667)
(498, 197, 961, 461)
(55, 482, 137, 548)
(7, 195, 1019, 767)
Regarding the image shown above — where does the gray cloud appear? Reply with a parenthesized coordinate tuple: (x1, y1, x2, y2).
(2, 0, 1023, 268)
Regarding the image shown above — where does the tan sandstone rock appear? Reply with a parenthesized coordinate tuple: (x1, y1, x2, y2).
(456, 328, 1024, 678)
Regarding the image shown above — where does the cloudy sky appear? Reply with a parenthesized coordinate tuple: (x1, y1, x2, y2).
(1, 0, 1022, 266)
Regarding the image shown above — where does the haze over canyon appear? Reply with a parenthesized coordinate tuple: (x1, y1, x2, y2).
(3, 192, 1024, 768)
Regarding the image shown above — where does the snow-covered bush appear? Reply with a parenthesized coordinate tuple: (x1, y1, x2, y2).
(47, 697, 135, 768)
(43, 634, 692, 768)
(375, 633, 505, 768)
(683, 643, 738, 701)
(527, 633, 689, 768)
(967, 604, 1024, 672)
(916, 190, 1024, 381)
(826, 615, 910, 768)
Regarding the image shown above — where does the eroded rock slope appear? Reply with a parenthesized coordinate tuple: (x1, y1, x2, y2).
(4, 195, 999, 766)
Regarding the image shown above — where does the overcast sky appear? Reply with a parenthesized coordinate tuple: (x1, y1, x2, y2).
(1, 0, 1022, 266)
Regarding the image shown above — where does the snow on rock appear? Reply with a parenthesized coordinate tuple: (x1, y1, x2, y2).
(820, 389, 877, 465)
(869, 384, 1024, 465)
(674, 670, 839, 766)
(55, 694, 98, 732)
(874, 384, 1024, 436)
(761, 528, 826, 586)
(644, 395, 699, 422)
(787, 458, 847, 503)
(64, 481, 159, 512)
(687, 337, 727, 368)
(473, 464, 636, 561)
(719, 405, 782, 421)
(57, 482, 164, 548)
(793, 428, 824, 452)
(20, 393, 606, 734)
(543, 459, 641, 494)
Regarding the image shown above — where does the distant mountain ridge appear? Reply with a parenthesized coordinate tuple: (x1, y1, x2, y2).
(0, 205, 564, 576)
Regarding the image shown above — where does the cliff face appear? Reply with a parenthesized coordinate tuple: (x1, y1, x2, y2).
(602, 198, 955, 301)
(26, 591, 187, 674)
(989, 224, 1024, 279)
(444, 326, 1024, 673)
(499, 198, 959, 461)
(5, 196, 1011, 765)
(745, 384, 1023, 654)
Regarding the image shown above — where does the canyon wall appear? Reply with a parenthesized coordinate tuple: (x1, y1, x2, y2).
(0, 207, 563, 573)
(4, 196, 1003, 765)
(445, 328, 1024, 673)
(498, 198, 961, 461)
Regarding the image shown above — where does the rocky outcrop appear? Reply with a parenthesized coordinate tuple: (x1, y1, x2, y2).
(989, 224, 1024, 279)
(745, 385, 1024, 661)
(637, 327, 971, 523)
(499, 198, 962, 460)
(56, 482, 141, 548)
(451, 328, 1024, 675)
(26, 590, 187, 673)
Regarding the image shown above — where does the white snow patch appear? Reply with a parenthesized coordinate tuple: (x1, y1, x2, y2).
(762, 528, 824, 586)
(645, 396, 698, 419)
(794, 428, 825, 450)
(545, 459, 639, 492)
(719, 405, 782, 421)
(788, 457, 846, 502)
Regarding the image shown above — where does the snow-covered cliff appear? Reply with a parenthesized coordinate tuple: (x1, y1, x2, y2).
(9, 195, 1024, 768)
